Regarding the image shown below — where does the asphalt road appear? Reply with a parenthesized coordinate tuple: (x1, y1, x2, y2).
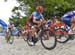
(0, 36, 75, 55)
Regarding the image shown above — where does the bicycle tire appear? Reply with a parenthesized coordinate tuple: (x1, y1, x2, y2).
(27, 31, 35, 46)
(55, 28, 70, 43)
(9, 36, 14, 44)
(40, 29, 57, 50)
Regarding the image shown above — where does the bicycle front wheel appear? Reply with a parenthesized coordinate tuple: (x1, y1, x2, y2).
(9, 36, 14, 44)
(40, 29, 57, 50)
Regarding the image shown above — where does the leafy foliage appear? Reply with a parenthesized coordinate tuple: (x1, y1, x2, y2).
(11, 0, 75, 26)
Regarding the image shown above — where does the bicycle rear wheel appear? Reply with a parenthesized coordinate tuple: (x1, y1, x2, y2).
(27, 31, 35, 46)
(55, 28, 69, 43)
(56, 35, 69, 43)
(40, 29, 57, 50)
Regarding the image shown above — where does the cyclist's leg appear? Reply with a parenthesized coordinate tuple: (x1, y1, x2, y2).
(68, 18, 75, 40)
(68, 18, 75, 34)
(31, 24, 38, 44)
(29, 22, 36, 37)
(6, 28, 11, 43)
(28, 22, 36, 42)
(71, 18, 75, 29)
(31, 26, 36, 36)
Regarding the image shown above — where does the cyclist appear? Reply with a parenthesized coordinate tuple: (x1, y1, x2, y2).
(6, 21, 14, 43)
(47, 16, 56, 26)
(22, 22, 30, 36)
(47, 16, 61, 31)
(6, 21, 14, 37)
(8, 21, 14, 31)
(62, 11, 75, 40)
(29, 6, 46, 45)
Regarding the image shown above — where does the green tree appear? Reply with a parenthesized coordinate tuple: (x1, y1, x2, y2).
(11, 0, 75, 26)
(16, 0, 75, 18)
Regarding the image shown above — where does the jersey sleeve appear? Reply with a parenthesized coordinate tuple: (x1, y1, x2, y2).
(32, 12, 37, 19)
(32, 12, 44, 19)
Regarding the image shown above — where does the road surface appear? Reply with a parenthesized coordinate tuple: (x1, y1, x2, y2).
(0, 36, 75, 55)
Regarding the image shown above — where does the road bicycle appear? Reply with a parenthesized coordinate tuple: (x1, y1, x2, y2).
(24, 23, 57, 50)
(5, 28, 14, 44)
